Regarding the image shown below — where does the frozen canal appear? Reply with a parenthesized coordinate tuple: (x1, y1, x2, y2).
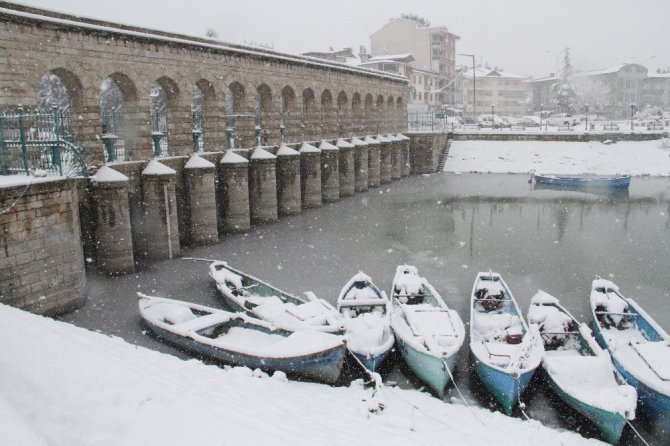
(62, 172, 670, 445)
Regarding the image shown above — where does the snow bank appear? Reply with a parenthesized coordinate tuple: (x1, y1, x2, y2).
(0, 304, 601, 445)
(445, 140, 670, 176)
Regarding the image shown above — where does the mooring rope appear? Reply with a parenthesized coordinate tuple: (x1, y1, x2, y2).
(515, 375, 531, 421)
(626, 419, 652, 446)
(442, 359, 486, 426)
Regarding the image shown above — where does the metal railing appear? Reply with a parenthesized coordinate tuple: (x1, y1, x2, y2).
(0, 106, 87, 176)
(407, 111, 453, 133)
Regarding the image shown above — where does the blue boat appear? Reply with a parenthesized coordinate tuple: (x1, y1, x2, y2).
(138, 294, 346, 384)
(337, 272, 395, 372)
(531, 172, 631, 189)
(528, 290, 636, 444)
(590, 278, 670, 419)
(390, 265, 465, 397)
(469, 271, 543, 415)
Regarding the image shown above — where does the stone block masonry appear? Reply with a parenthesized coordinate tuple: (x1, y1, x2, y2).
(0, 178, 85, 316)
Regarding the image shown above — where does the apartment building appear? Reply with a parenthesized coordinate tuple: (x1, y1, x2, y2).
(458, 66, 531, 117)
(370, 16, 459, 108)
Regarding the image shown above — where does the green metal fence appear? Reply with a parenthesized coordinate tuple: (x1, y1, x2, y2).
(0, 106, 87, 177)
(407, 111, 454, 133)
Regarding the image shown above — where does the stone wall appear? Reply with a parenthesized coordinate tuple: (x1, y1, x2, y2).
(0, 178, 85, 315)
(450, 132, 665, 142)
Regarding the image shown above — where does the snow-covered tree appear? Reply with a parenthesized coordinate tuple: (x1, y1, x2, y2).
(573, 77, 612, 117)
(36, 73, 69, 111)
(551, 48, 577, 113)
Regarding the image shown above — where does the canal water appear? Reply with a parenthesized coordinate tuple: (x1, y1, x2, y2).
(62, 173, 670, 445)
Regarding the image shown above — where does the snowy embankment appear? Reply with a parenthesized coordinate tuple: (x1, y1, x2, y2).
(0, 304, 602, 445)
(445, 139, 670, 175)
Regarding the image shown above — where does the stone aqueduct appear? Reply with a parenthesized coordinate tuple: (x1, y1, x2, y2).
(0, 1, 407, 161)
(0, 2, 446, 316)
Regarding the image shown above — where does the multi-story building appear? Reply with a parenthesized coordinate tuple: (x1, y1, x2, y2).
(458, 66, 531, 117)
(644, 72, 670, 111)
(370, 16, 459, 107)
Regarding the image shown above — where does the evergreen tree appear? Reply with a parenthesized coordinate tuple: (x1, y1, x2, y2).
(551, 47, 577, 113)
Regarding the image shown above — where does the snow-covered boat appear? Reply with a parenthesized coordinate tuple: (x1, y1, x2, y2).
(390, 265, 465, 397)
(337, 272, 395, 372)
(138, 293, 346, 383)
(590, 278, 670, 419)
(530, 172, 631, 189)
(528, 290, 636, 444)
(469, 271, 543, 415)
(209, 261, 342, 334)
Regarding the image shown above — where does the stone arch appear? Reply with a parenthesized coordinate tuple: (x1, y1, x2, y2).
(351, 92, 362, 135)
(193, 78, 219, 151)
(99, 72, 138, 161)
(36, 67, 83, 111)
(364, 94, 374, 133)
(336, 91, 348, 136)
(320, 89, 334, 139)
(226, 81, 247, 148)
(396, 96, 404, 131)
(302, 87, 316, 140)
(386, 95, 395, 132)
(255, 83, 273, 144)
(375, 94, 385, 133)
(281, 85, 297, 142)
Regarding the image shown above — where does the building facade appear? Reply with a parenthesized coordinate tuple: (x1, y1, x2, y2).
(370, 16, 459, 108)
(458, 66, 531, 118)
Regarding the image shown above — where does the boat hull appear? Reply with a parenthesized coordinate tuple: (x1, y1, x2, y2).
(144, 320, 346, 384)
(351, 346, 393, 373)
(543, 367, 626, 444)
(396, 334, 458, 397)
(471, 351, 536, 415)
(591, 320, 670, 419)
(534, 174, 630, 189)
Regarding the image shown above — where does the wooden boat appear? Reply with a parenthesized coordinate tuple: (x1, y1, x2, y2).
(337, 272, 395, 372)
(390, 265, 465, 397)
(209, 261, 342, 334)
(528, 290, 636, 444)
(530, 172, 631, 189)
(469, 271, 543, 415)
(590, 278, 670, 419)
(138, 293, 346, 383)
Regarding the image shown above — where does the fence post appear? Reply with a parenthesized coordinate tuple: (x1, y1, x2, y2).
(0, 112, 7, 174)
(17, 106, 29, 175)
(52, 105, 63, 176)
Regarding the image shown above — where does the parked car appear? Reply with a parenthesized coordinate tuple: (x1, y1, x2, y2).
(547, 113, 581, 126)
(477, 114, 506, 129)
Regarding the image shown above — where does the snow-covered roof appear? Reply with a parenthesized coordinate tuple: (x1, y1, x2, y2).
(142, 160, 176, 176)
(250, 147, 276, 160)
(93, 166, 129, 182)
(368, 54, 414, 63)
(184, 154, 215, 169)
(462, 67, 528, 79)
(220, 150, 249, 164)
(0, 3, 406, 84)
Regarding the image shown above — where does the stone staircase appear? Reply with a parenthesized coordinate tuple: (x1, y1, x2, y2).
(437, 140, 451, 171)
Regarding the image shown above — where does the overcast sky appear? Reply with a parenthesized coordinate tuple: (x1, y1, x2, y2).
(13, 0, 670, 78)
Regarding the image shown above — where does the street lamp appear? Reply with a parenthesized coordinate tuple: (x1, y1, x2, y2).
(459, 53, 476, 120)
(630, 103, 636, 131)
(584, 103, 589, 131)
(491, 104, 495, 129)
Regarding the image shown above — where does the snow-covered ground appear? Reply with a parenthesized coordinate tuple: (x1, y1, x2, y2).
(445, 139, 670, 175)
(0, 303, 603, 445)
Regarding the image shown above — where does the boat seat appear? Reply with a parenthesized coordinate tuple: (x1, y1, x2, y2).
(630, 342, 670, 381)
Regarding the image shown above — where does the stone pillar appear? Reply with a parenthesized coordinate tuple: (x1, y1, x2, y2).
(319, 140, 340, 203)
(184, 154, 218, 245)
(140, 160, 180, 260)
(276, 144, 302, 216)
(219, 150, 251, 233)
(91, 166, 135, 274)
(376, 134, 392, 184)
(336, 138, 355, 197)
(249, 147, 279, 224)
(299, 142, 322, 209)
(350, 137, 369, 192)
(396, 133, 411, 177)
(364, 136, 381, 188)
(387, 134, 403, 180)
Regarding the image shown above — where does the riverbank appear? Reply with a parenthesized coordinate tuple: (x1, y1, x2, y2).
(445, 139, 670, 175)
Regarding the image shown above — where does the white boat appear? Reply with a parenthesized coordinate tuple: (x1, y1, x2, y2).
(336, 272, 395, 372)
(390, 265, 465, 397)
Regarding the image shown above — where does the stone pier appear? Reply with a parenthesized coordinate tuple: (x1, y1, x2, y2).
(276, 144, 302, 216)
(397, 133, 411, 177)
(91, 166, 135, 274)
(364, 136, 381, 188)
(388, 134, 402, 180)
(139, 160, 181, 260)
(376, 134, 393, 184)
(336, 138, 355, 197)
(351, 137, 369, 192)
(319, 140, 340, 203)
(299, 142, 322, 209)
(184, 154, 218, 245)
(249, 147, 278, 224)
(219, 151, 251, 233)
